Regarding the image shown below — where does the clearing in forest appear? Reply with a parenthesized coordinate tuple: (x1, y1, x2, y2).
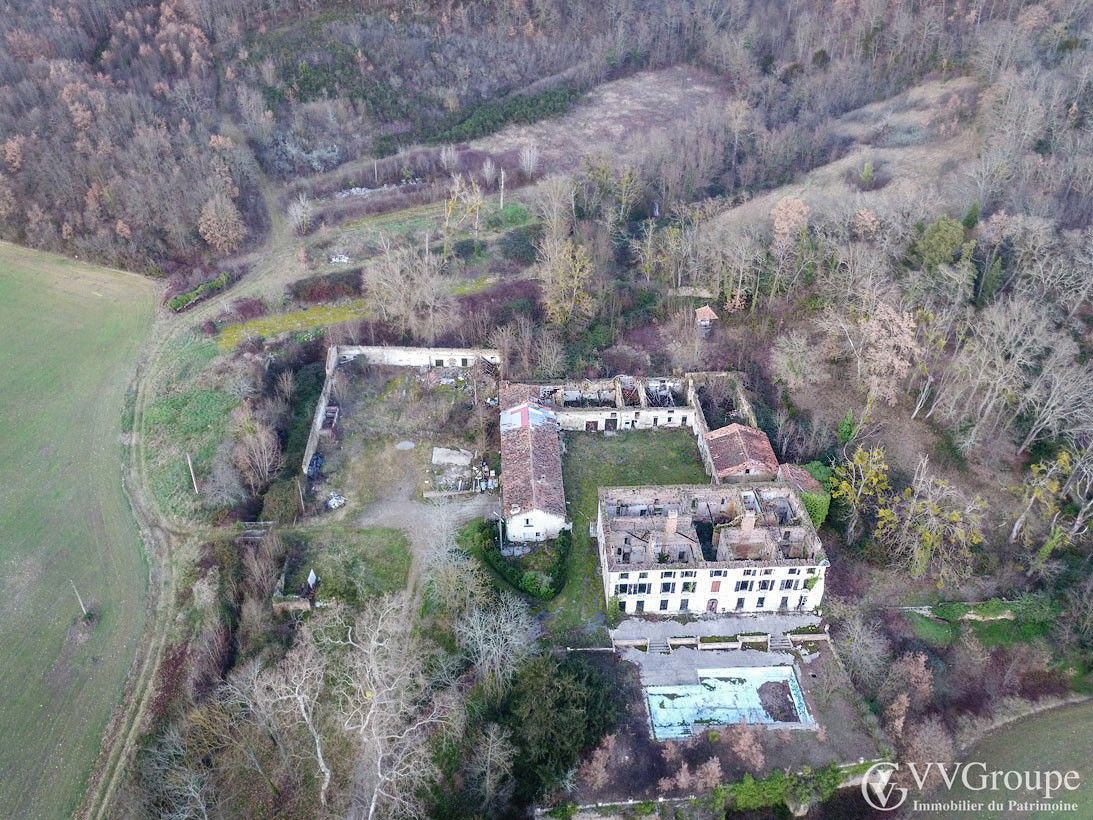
(472, 65, 730, 172)
(0, 242, 156, 819)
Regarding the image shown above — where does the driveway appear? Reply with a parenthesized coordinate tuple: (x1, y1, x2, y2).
(356, 474, 498, 600)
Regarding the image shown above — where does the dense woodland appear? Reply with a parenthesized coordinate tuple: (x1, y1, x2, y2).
(7, 0, 1093, 817)
(8, 0, 1087, 269)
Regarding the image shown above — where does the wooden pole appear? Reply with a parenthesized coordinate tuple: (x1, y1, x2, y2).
(70, 580, 87, 618)
(499, 169, 505, 210)
(296, 478, 306, 513)
(186, 453, 199, 494)
(374, 159, 378, 185)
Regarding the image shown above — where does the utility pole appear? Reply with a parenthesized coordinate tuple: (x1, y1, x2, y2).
(70, 580, 87, 618)
(186, 453, 199, 494)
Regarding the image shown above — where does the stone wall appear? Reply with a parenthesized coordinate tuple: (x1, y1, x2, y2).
(336, 344, 500, 368)
(300, 344, 501, 474)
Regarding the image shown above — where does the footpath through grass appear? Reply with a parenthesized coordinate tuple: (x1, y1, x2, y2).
(549, 430, 708, 642)
(0, 242, 156, 819)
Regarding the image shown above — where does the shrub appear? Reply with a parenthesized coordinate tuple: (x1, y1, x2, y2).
(962, 200, 981, 229)
(486, 203, 531, 229)
(230, 297, 268, 320)
(498, 225, 540, 265)
(1011, 592, 1058, 624)
(801, 490, 831, 528)
(431, 87, 581, 143)
(912, 216, 965, 271)
(168, 271, 231, 312)
(803, 460, 834, 489)
(286, 269, 363, 303)
(520, 570, 553, 598)
(836, 409, 856, 444)
(261, 478, 301, 524)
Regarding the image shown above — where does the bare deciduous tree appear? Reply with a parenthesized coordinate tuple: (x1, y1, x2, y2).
(456, 592, 538, 698)
(286, 193, 314, 234)
(258, 621, 334, 807)
(198, 190, 246, 253)
(468, 723, 516, 811)
(771, 331, 826, 391)
(233, 410, 283, 493)
(518, 143, 539, 178)
(322, 595, 453, 820)
(832, 610, 891, 692)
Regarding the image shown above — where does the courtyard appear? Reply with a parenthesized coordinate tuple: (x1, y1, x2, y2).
(546, 429, 709, 641)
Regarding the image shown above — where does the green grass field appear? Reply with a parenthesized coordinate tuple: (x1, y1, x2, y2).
(924, 701, 1093, 818)
(143, 336, 239, 521)
(904, 612, 957, 647)
(0, 243, 156, 818)
(549, 430, 708, 641)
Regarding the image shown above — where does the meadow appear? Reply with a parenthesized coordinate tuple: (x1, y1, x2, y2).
(0, 242, 156, 818)
(928, 701, 1093, 819)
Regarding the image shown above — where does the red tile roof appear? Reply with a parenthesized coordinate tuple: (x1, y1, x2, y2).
(499, 380, 542, 410)
(704, 423, 779, 478)
(501, 402, 566, 520)
(695, 304, 719, 322)
(778, 463, 823, 494)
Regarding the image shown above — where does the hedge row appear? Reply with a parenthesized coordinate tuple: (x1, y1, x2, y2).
(168, 271, 231, 312)
(461, 520, 572, 600)
(431, 87, 581, 144)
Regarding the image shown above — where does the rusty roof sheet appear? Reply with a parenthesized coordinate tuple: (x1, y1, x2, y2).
(704, 423, 779, 478)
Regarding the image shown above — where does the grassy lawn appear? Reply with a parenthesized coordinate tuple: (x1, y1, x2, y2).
(925, 701, 1093, 818)
(284, 526, 410, 604)
(904, 611, 957, 647)
(0, 242, 156, 819)
(548, 430, 708, 641)
(217, 298, 369, 350)
(143, 336, 239, 521)
(968, 618, 1053, 648)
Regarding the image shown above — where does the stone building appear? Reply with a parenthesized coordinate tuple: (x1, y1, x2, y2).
(500, 402, 568, 542)
(595, 483, 827, 615)
(703, 423, 780, 481)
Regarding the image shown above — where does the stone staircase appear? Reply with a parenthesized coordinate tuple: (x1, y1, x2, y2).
(769, 634, 793, 652)
(647, 637, 672, 654)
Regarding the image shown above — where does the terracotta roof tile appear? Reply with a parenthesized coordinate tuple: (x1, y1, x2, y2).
(499, 380, 541, 410)
(695, 304, 719, 322)
(704, 423, 779, 478)
(778, 463, 823, 494)
(500, 403, 566, 519)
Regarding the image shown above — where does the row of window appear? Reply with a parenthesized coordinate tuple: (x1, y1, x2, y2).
(617, 567, 818, 580)
(733, 578, 807, 592)
(614, 581, 698, 596)
(617, 594, 812, 613)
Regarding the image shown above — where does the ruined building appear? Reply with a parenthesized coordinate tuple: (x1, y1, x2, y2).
(596, 483, 827, 615)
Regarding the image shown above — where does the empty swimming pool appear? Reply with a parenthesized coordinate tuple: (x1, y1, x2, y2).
(645, 665, 814, 740)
